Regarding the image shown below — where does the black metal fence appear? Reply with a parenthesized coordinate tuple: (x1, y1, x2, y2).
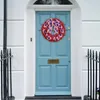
(0, 48, 14, 100)
(84, 49, 100, 100)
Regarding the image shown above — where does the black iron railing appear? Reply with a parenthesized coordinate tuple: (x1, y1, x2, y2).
(84, 49, 100, 100)
(0, 49, 14, 100)
(1, 0, 15, 100)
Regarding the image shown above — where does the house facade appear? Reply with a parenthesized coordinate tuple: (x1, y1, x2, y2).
(0, 0, 100, 100)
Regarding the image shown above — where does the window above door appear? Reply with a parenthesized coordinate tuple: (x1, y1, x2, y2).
(33, 0, 72, 5)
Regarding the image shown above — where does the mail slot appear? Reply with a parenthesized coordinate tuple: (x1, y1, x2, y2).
(48, 59, 59, 64)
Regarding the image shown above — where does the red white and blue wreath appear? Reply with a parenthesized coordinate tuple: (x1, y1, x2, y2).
(41, 18, 66, 42)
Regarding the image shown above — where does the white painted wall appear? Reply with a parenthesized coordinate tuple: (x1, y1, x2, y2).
(0, 0, 100, 100)
(0, 0, 27, 100)
(81, 0, 100, 99)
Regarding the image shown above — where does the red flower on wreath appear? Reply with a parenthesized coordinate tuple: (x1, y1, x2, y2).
(41, 18, 66, 42)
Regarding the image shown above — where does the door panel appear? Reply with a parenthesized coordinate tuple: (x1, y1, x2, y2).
(36, 11, 71, 95)
(39, 34, 51, 56)
(56, 65, 68, 87)
(56, 38, 68, 56)
(39, 65, 52, 88)
(39, 14, 51, 24)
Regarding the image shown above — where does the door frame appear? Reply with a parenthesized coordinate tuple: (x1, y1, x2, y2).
(35, 11, 71, 95)
(25, 3, 82, 97)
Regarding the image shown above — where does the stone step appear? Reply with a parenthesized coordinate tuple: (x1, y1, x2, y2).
(25, 96, 81, 100)
(25, 99, 81, 100)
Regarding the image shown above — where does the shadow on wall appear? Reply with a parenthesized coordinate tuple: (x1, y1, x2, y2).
(34, 0, 72, 5)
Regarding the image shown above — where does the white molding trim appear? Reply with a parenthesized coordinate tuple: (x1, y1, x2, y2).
(24, 0, 82, 97)
(27, 5, 73, 10)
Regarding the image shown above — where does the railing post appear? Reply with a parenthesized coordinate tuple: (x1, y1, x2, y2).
(88, 49, 90, 97)
(1, 50, 3, 100)
(6, 49, 9, 100)
(10, 49, 12, 97)
(99, 52, 100, 100)
(90, 49, 92, 99)
(3, 0, 7, 99)
(93, 50, 94, 100)
(95, 51, 98, 100)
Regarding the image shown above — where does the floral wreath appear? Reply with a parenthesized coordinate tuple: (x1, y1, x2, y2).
(41, 18, 66, 42)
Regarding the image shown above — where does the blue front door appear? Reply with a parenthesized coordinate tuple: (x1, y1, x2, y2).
(36, 11, 71, 95)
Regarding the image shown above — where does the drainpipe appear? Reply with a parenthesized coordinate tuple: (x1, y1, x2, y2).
(3, 0, 7, 100)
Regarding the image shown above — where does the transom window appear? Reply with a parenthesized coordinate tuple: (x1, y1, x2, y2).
(34, 0, 72, 5)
